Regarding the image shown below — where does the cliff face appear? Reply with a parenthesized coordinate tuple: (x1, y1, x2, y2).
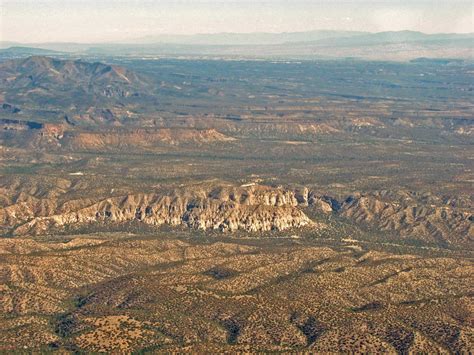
(0, 118, 235, 150)
(7, 185, 316, 236)
(66, 128, 235, 149)
(1, 179, 471, 247)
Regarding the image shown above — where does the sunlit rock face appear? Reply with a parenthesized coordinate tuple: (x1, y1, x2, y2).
(7, 184, 317, 235)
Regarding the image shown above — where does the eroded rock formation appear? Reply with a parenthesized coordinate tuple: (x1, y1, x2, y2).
(1, 178, 471, 247)
(4, 184, 315, 235)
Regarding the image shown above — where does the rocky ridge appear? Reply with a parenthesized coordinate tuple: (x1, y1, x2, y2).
(4, 184, 317, 236)
(0, 118, 235, 149)
(0, 180, 471, 247)
(340, 192, 473, 247)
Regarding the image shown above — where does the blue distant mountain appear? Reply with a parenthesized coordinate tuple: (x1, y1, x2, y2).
(2, 31, 472, 61)
(126, 30, 369, 45)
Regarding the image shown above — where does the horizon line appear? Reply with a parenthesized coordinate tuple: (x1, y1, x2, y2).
(2, 29, 473, 46)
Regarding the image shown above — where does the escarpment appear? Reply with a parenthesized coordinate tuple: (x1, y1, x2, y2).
(1, 180, 471, 247)
(0, 120, 235, 150)
(7, 185, 316, 236)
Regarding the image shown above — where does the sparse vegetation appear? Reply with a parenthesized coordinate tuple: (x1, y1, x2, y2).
(0, 55, 472, 351)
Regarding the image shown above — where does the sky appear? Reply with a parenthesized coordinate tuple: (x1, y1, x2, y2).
(1, 0, 473, 43)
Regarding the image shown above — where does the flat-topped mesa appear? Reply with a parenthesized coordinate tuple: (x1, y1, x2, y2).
(0, 120, 235, 149)
(67, 128, 235, 149)
(11, 185, 317, 236)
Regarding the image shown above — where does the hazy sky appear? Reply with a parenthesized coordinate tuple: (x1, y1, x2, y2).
(1, 0, 473, 43)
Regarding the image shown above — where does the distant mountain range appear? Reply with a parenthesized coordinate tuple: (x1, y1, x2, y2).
(1, 31, 473, 61)
(127, 30, 368, 45)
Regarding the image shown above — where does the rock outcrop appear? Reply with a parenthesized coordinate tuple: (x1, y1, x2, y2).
(6, 184, 315, 236)
(67, 128, 235, 149)
(1, 178, 471, 247)
(0, 120, 235, 150)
